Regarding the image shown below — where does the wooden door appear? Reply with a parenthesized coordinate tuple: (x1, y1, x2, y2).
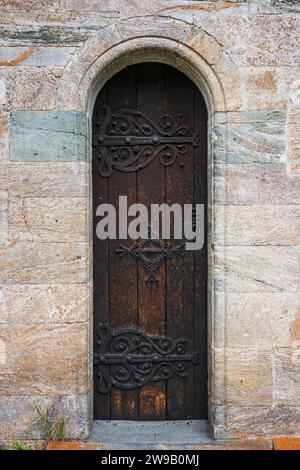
(92, 63, 207, 420)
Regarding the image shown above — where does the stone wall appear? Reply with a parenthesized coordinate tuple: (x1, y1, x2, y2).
(0, 0, 299, 440)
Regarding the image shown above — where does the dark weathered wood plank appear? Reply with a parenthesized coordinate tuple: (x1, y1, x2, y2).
(165, 66, 195, 419)
(136, 63, 167, 420)
(107, 67, 139, 420)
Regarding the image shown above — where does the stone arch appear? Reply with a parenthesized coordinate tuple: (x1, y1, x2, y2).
(56, 17, 243, 114)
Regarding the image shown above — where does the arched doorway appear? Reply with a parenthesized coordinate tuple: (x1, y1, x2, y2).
(92, 63, 207, 421)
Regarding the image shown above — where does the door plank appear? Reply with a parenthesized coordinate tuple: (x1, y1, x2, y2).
(136, 63, 167, 420)
(107, 67, 139, 420)
(165, 66, 195, 419)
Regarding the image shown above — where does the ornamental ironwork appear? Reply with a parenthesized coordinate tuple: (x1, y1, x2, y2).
(93, 324, 199, 394)
(92, 106, 199, 177)
(116, 237, 184, 284)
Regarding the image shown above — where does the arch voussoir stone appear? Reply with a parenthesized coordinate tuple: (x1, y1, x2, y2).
(56, 16, 243, 114)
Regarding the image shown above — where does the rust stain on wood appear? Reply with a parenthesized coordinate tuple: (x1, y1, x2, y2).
(111, 388, 122, 416)
(128, 396, 137, 415)
(139, 385, 166, 417)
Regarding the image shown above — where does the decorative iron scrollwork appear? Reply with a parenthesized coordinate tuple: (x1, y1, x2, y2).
(116, 238, 184, 284)
(92, 106, 199, 177)
(94, 324, 199, 394)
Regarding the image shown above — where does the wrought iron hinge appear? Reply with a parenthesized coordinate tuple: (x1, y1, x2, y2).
(93, 324, 199, 394)
(92, 106, 199, 177)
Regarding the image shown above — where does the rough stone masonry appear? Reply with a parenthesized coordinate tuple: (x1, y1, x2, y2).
(0, 0, 299, 440)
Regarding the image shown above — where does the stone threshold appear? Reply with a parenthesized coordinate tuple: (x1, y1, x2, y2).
(82, 420, 273, 450)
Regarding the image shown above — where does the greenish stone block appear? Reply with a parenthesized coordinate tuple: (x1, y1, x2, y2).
(10, 111, 89, 162)
(213, 119, 286, 164)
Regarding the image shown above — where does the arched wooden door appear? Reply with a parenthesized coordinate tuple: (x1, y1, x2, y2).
(92, 63, 207, 420)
